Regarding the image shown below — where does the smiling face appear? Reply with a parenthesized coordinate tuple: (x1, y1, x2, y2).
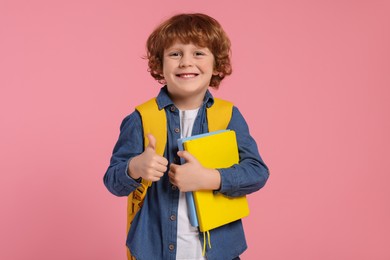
(162, 42, 218, 109)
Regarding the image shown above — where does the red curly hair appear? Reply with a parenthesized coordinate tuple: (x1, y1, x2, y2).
(146, 13, 232, 88)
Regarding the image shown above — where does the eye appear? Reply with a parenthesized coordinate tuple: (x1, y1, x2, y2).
(168, 51, 182, 57)
(194, 51, 205, 56)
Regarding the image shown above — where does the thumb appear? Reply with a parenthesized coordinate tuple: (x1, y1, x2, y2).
(146, 133, 157, 150)
(177, 150, 196, 163)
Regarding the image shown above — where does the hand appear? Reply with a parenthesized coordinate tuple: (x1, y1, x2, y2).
(169, 151, 221, 192)
(128, 133, 168, 182)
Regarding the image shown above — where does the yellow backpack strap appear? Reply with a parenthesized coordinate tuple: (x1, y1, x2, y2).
(135, 97, 167, 157)
(206, 98, 233, 132)
(126, 97, 167, 260)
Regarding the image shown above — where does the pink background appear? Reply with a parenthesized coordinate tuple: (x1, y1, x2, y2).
(1, 0, 389, 259)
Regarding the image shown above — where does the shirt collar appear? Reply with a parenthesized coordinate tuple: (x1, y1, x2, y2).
(156, 86, 215, 110)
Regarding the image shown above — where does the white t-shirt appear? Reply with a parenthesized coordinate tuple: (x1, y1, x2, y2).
(176, 108, 206, 260)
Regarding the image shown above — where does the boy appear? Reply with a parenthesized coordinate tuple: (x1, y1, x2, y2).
(104, 13, 269, 260)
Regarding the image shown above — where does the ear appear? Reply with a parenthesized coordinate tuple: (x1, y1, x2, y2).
(152, 69, 164, 78)
(212, 70, 220, 76)
(213, 71, 224, 78)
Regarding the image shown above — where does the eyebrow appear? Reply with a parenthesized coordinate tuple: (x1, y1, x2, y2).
(165, 45, 211, 53)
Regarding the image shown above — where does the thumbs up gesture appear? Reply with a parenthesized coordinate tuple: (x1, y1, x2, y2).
(128, 133, 168, 182)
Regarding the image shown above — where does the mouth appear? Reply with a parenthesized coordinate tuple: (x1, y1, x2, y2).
(176, 73, 199, 79)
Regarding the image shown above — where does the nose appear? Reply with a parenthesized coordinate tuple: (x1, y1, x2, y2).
(179, 54, 193, 68)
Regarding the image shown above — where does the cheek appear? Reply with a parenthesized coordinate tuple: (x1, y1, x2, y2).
(204, 61, 217, 74)
(161, 60, 170, 76)
(162, 58, 175, 70)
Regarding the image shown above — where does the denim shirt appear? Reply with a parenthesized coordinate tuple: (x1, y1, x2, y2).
(103, 87, 269, 260)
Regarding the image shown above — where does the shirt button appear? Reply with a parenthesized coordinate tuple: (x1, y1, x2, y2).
(169, 244, 175, 251)
(170, 106, 176, 112)
(174, 128, 180, 133)
(170, 214, 176, 221)
(172, 185, 177, 190)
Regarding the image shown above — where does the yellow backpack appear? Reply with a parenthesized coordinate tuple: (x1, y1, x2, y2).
(127, 97, 233, 259)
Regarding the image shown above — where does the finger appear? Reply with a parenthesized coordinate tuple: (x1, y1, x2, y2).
(147, 169, 164, 182)
(153, 163, 167, 173)
(155, 155, 168, 166)
(169, 163, 179, 172)
(146, 133, 156, 150)
(168, 171, 177, 185)
(150, 175, 162, 182)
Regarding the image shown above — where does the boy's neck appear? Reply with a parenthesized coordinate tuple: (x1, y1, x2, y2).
(171, 96, 202, 110)
(168, 90, 207, 110)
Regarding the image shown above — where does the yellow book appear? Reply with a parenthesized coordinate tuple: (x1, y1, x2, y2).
(178, 130, 250, 232)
